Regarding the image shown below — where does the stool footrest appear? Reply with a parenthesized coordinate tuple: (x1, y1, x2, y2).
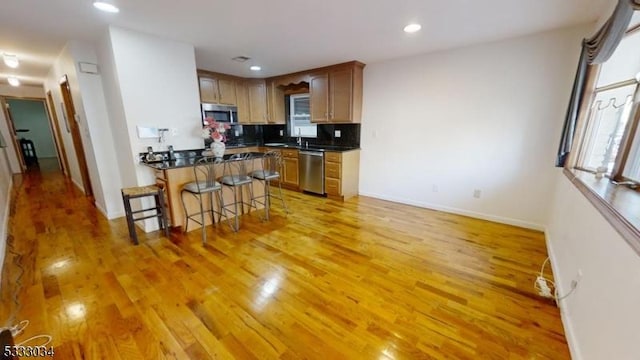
(121, 185, 170, 245)
(131, 207, 162, 214)
(133, 213, 163, 221)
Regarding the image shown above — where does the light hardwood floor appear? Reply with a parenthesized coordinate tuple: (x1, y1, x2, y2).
(0, 170, 569, 359)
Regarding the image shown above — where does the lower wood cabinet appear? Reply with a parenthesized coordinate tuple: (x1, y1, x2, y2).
(324, 150, 360, 200)
(281, 149, 299, 188)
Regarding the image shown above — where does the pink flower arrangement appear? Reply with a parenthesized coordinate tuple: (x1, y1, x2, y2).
(202, 117, 230, 142)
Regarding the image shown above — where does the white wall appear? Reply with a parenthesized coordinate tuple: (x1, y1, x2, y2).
(546, 173, 640, 360)
(0, 85, 46, 173)
(359, 25, 591, 230)
(97, 29, 137, 190)
(44, 41, 123, 219)
(105, 26, 202, 189)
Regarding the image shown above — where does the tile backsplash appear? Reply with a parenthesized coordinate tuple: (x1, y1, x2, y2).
(204, 123, 360, 148)
(263, 124, 360, 147)
(204, 124, 262, 148)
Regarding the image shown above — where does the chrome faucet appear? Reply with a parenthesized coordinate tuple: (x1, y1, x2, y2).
(296, 136, 302, 146)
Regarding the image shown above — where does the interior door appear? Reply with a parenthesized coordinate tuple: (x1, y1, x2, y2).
(46, 91, 70, 176)
(0, 98, 26, 170)
(60, 76, 93, 198)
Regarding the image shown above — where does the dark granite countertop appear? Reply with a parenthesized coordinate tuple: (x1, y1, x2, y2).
(142, 151, 264, 170)
(263, 143, 360, 152)
(141, 142, 359, 170)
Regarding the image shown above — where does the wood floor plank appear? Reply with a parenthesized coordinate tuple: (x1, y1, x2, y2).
(0, 170, 570, 359)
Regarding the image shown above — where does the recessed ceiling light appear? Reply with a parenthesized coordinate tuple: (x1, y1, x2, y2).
(93, 1, 120, 13)
(8, 77, 20, 87)
(403, 23, 422, 33)
(3, 53, 19, 68)
(250, 65, 261, 71)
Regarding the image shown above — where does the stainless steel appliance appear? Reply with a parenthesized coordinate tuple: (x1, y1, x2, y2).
(201, 103, 237, 123)
(299, 151, 325, 195)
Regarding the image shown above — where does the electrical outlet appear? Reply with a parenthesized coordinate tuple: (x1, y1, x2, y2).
(473, 189, 481, 198)
(570, 280, 578, 289)
(171, 128, 178, 136)
(372, 130, 377, 138)
(279, 130, 283, 136)
(235, 130, 239, 136)
(335, 130, 341, 138)
(432, 184, 438, 192)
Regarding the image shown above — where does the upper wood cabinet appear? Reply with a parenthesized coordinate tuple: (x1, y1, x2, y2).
(247, 80, 268, 124)
(310, 74, 329, 122)
(198, 61, 364, 124)
(198, 73, 237, 105)
(236, 80, 250, 124)
(309, 62, 364, 123)
(266, 80, 286, 124)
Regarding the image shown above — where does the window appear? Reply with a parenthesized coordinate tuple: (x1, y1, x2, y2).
(576, 21, 640, 181)
(289, 94, 316, 138)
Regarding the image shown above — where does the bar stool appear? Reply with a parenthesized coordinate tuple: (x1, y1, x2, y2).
(121, 185, 170, 245)
(219, 153, 255, 232)
(181, 156, 225, 244)
(250, 150, 289, 220)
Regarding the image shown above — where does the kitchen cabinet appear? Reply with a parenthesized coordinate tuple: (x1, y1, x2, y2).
(309, 62, 364, 123)
(247, 79, 268, 123)
(266, 79, 286, 124)
(236, 79, 268, 124)
(324, 150, 360, 200)
(264, 148, 299, 189)
(236, 81, 250, 123)
(282, 149, 299, 188)
(198, 74, 237, 105)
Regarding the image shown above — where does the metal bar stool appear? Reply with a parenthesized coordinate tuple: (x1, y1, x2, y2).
(181, 156, 225, 244)
(121, 185, 170, 245)
(250, 150, 289, 220)
(219, 153, 255, 232)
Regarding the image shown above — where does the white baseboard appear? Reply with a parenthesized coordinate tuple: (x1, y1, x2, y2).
(358, 191, 545, 231)
(95, 202, 125, 220)
(71, 178, 85, 194)
(544, 230, 583, 360)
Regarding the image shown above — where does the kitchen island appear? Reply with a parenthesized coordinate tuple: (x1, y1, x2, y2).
(143, 148, 266, 231)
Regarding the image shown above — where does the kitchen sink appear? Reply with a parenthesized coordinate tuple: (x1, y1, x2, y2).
(264, 143, 291, 147)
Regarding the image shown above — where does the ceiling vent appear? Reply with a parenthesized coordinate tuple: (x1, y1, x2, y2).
(232, 56, 251, 62)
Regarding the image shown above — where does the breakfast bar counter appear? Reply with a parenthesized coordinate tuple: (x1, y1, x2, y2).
(143, 149, 266, 231)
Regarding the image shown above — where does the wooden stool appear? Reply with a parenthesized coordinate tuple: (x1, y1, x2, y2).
(121, 185, 170, 245)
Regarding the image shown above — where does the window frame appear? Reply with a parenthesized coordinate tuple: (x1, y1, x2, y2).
(574, 78, 640, 177)
(567, 23, 640, 256)
(288, 93, 317, 138)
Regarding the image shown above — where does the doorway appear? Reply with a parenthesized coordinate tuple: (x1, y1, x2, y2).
(3, 98, 60, 172)
(60, 75, 93, 198)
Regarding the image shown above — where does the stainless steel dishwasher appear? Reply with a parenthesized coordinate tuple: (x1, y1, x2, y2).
(299, 150, 325, 195)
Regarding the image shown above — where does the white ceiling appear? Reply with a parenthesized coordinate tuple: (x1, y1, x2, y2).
(0, 0, 612, 86)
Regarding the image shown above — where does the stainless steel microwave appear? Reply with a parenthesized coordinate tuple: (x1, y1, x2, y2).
(201, 103, 237, 123)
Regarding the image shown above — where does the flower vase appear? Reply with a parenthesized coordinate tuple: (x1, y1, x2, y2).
(211, 140, 225, 158)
